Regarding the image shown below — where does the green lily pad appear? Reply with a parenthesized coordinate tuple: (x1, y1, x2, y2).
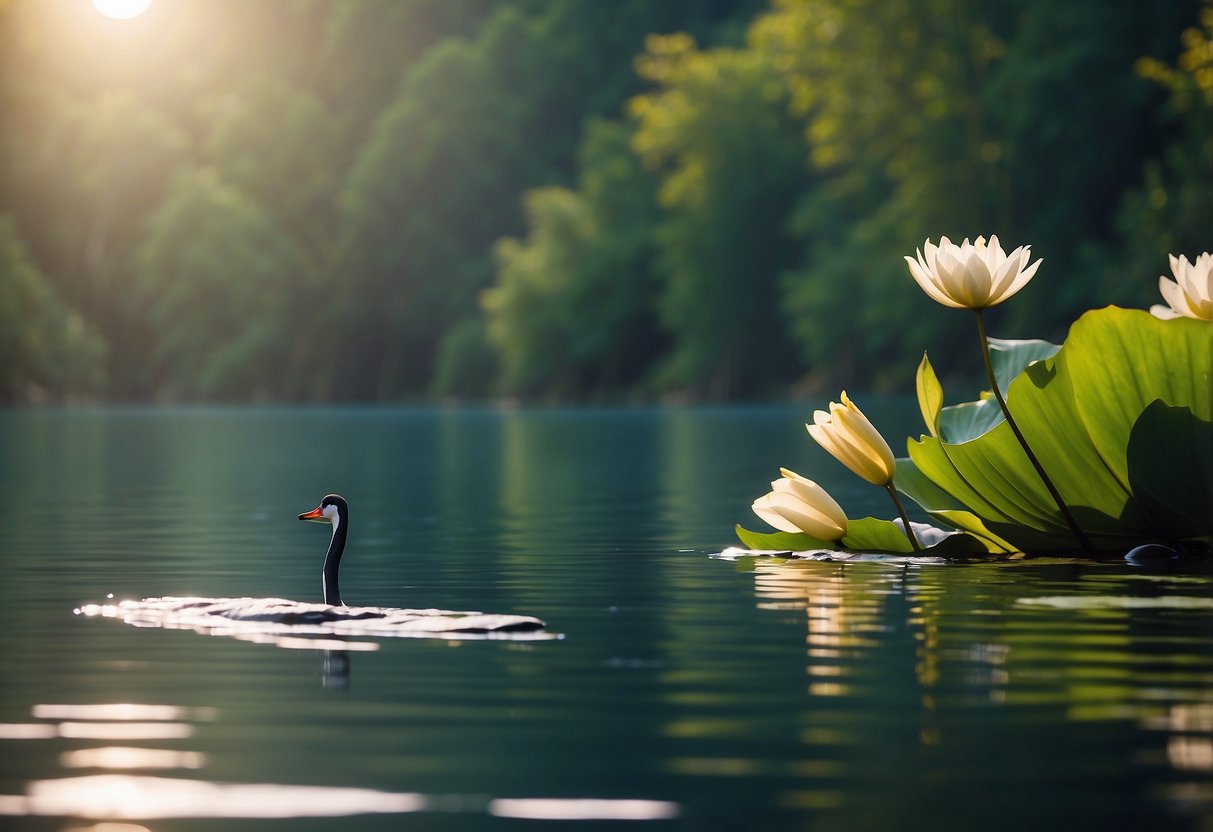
(733, 526, 833, 552)
(735, 518, 989, 557)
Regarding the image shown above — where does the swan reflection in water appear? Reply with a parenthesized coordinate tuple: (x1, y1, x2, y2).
(77, 494, 554, 656)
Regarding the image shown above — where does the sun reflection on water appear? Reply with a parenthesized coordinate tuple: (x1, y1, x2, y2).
(60, 747, 207, 771)
(0, 698, 681, 822)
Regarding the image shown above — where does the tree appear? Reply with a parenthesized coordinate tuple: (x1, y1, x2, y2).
(333, 1, 760, 400)
(630, 33, 810, 398)
(4, 90, 188, 395)
(484, 120, 662, 399)
(136, 168, 314, 400)
(204, 76, 344, 259)
(0, 217, 105, 401)
(760, 0, 1196, 389)
(1109, 1, 1213, 305)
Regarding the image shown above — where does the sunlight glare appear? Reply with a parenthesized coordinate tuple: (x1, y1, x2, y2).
(91, 0, 153, 20)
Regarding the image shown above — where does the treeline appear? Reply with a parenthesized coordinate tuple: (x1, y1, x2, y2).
(0, 0, 1208, 403)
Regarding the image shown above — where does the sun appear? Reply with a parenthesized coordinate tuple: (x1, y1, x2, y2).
(91, 0, 153, 20)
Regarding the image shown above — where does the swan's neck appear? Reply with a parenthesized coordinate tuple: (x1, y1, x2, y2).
(322, 514, 347, 606)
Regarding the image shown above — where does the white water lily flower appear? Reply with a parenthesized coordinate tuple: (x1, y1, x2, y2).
(807, 391, 896, 486)
(904, 235, 1042, 309)
(1151, 252, 1213, 321)
(752, 468, 848, 540)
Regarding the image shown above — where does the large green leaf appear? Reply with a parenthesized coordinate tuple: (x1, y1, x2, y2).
(987, 336, 1061, 392)
(1061, 307, 1212, 492)
(1007, 347, 1150, 539)
(912, 339, 1081, 553)
(1126, 401, 1213, 540)
(894, 456, 1017, 552)
(903, 307, 1212, 552)
(938, 398, 1003, 444)
(917, 342, 1062, 448)
(909, 352, 1051, 543)
(922, 338, 1061, 445)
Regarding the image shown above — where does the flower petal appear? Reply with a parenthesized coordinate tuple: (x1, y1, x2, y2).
(778, 467, 848, 528)
(905, 255, 962, 307)
(1158, 275, 1196, 318)
(752, 493, 804, 534)
(991, 254, 1041, 306)
(763, 490, 847, 540)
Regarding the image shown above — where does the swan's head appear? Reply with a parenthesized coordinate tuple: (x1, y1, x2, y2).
(298, 494, 347, 528)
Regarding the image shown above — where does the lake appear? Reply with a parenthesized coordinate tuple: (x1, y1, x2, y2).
(1, 405, 1211, 831)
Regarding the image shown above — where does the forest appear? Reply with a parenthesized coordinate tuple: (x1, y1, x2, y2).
(1, 0, 1209, 403)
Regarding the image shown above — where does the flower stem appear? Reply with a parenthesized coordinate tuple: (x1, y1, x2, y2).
(885, 483, 921, 552)
(973, 309, 1097, 555)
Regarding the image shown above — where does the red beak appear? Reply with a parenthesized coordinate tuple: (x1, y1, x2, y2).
(298, 505, 325, 521)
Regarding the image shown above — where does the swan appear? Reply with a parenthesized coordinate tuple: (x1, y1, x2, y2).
(297, 493, 349, 606)
(75, 494, 550, 641)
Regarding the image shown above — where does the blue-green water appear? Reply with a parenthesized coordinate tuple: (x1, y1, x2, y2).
(1, 405, 1211, 831)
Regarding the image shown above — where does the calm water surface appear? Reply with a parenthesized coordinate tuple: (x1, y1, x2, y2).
(1, 405, 1211, 831)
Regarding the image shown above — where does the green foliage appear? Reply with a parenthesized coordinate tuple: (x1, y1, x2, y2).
(0, 0, 1205, 402)
(630, 34, 810, 398)
(136, 169, 313, 399)
(4, 90, 188, 394)
(899, 308, 1212, 552)
(767, 0, 1197, 389)
(1107, 1, 1213, 306)
(204, 76, 344, 253)
(483, 120, 661, 398)
(0, 217, 105, 401)
(432, 316, 499, 400)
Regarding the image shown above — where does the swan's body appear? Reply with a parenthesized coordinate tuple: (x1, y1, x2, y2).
(298, 494, 348, 605)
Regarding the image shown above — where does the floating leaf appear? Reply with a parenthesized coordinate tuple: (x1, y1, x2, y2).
(737, 518, 988, 557)
(841, 517, 918, 553)
(734, 525, 834, 552)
